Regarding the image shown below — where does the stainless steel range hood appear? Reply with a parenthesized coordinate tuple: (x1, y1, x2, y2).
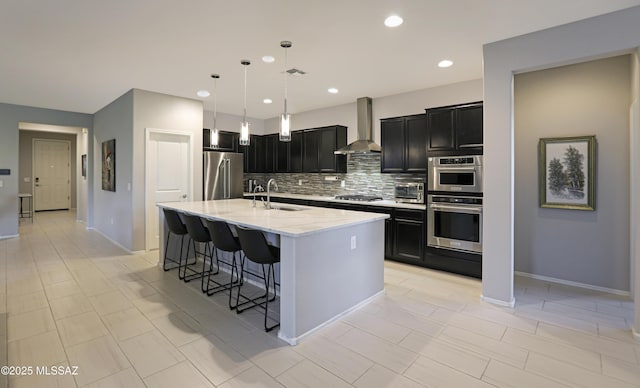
(334, 97, 381, 154)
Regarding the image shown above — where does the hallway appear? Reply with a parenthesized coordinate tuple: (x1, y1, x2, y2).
(0, 211, 638, 387)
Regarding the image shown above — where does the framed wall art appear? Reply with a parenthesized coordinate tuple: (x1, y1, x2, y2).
(102, 139, 116, 191)
(538, 135, 596, 210)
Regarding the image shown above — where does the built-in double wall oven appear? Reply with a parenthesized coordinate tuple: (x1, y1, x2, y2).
(427, 155, 483, 255)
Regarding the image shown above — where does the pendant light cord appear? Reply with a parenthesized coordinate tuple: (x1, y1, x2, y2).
(284, 45, 288, 115)
(213, 76, 218, 129)
(243, 64, 247, 123)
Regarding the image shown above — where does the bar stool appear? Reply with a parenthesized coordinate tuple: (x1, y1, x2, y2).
(234, 226, 280, 332)
(203, 220, 243, 307)
(181, 214, 213, 283)
(162, 208, 190, 272)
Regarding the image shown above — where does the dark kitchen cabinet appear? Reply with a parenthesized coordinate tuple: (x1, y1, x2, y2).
(289, 131, 304, 172)
(303, 125, 347, 173)
(392, 209, 425, 263)
(263, 134, 278, 173)
(380, 118, 404, 173)
(380, 114, 427, 173)
(203, 129, 238, 152)
(426, 102, 483, 155)
(240, 135, 264, 173)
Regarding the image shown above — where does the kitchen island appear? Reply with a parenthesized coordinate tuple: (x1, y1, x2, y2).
(157, 198, 388, 345)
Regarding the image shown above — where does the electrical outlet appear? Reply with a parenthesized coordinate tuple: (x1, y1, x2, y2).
(110, 217, 114, 225)
(350, 236, 356, 250)
(340, 180, 345, 188)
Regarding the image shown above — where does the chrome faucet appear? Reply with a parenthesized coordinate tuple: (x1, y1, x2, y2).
(265, 179, 279, 209)
(252, 185, 264, 208)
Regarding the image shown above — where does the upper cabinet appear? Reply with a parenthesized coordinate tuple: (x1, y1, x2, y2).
(203, 129, 238, 152)
(289, 131, 304, 173)
(240, 135, 264, 173)
(426, 101, 483, 155)
(303, 125, 347, 173)
(233, 125, 346, 174)
(381, 114, 427, 173)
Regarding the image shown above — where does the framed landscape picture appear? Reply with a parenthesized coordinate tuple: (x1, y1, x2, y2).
(102, 139, 116, 191)
(539, 135, 596, 211)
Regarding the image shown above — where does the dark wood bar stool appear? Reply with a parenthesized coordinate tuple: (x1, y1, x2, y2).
(234, 226, 280, 332)
(203, 220, 243, 307)
(181, 214, 213, 283)
(162, 208, 190, 272)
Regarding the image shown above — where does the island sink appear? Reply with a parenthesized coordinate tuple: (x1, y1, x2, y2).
(270, 205, 307, 211)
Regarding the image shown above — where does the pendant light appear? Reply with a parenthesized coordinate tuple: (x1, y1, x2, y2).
(239, 59, 251, 146)
(279, 40, 292, 142)
(210, 74, 220, 149)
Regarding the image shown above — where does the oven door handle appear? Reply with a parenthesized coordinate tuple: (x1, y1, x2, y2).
(437, 166, 476, 171)
(429, 204, 483, 213)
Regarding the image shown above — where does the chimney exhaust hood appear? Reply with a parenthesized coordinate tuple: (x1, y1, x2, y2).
(334, 97, 381, 154)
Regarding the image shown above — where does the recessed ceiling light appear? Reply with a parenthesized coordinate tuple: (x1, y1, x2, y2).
(438, 60, 453, 68)
(263, 98, 273, 104)
(197, 90, 210, 98)
(328, 87, 339, 94)
(262, 55, 275, 63)
(384, 15, 403, 27)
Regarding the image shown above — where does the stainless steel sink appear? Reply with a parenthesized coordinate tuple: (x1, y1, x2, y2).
(271, 205, 307, 211)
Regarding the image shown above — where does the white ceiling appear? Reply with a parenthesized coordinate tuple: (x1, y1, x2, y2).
(2, 0, 639, 119)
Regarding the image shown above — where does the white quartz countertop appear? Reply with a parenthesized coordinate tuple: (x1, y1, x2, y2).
(243, 192, 426, 210)
(158, 198, 389, 237)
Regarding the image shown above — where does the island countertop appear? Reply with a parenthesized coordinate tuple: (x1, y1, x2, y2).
(157, 198, 389, 237)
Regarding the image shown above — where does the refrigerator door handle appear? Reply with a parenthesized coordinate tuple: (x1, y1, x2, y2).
(224, 158, 231, 198)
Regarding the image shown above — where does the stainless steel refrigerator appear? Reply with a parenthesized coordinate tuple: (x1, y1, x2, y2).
(203, 151, 244, 200)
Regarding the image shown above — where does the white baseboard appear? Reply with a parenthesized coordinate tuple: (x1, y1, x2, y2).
(0, 234, 19, 241)
(278, 289, 385, 346)
(481, 295, 515, 308)
(514, 271, 630, 297)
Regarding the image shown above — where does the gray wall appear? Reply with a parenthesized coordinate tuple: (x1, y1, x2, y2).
(19, 130, 78, 210)
(482, 5, 640, 334)
(514, 55, 631, 291)
(93, 90, 135, 249)
(0, 103, 92, 238)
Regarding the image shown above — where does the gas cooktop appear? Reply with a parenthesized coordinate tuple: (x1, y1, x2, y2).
(334, 194, 384, 202)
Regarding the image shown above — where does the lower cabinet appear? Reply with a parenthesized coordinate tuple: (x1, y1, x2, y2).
(392, 209, 425, 263)
(266, 197, 424, 263)
(245, 195, 480, 277)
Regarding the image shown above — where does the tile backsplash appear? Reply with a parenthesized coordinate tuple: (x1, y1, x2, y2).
(244, 153, 424, 200)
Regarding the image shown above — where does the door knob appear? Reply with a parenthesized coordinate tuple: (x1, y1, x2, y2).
(181, 194, 187, 199)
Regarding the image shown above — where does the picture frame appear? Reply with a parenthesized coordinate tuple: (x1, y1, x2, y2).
(81, 154, 87, 178)
(538, 135, 596, 211)
(101, 139, 116, 191)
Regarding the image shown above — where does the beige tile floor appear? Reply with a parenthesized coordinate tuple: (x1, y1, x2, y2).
(1, 210, 638, 387)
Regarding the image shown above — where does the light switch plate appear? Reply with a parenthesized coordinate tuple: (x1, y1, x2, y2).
(0, 180, 3, 188)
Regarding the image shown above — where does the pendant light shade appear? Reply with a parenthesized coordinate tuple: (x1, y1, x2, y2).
(279, 41, 292, 142)
(239, 59, 251, 146)
(210, 74, 220, 149)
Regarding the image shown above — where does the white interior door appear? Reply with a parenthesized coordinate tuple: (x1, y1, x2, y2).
(146, 130, 192, 250)
(33, 139, 71, 211)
